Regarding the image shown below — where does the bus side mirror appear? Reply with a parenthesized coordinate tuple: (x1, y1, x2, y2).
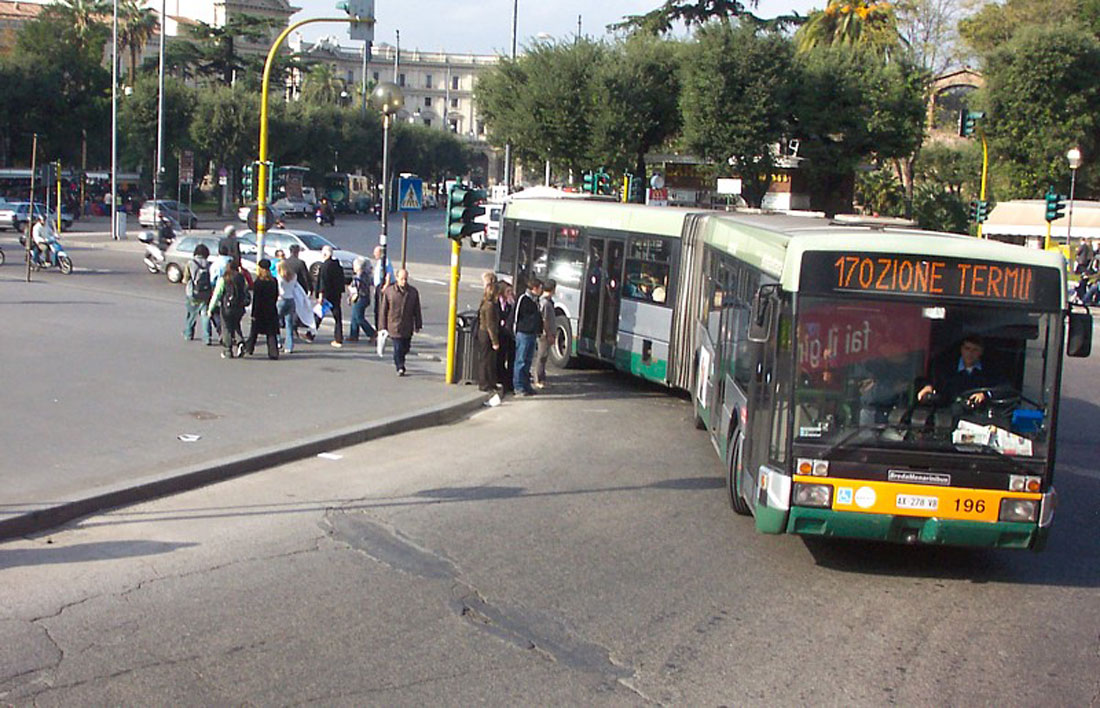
(1067, 311, 1092, 357)
(748, 284, 779, 343)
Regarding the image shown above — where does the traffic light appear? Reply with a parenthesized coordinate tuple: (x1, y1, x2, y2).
(582, 171, 596, 194)
(968, 199, 990, 224)
(626, 174, 645, 203)
(958, 109, 985, 138)
(596, 168, 612, 196)
(1044, 187, 1066, 222)
(445, 182, 487, 242)
(337, 0, 375, 41)
(241, 162, 255, 202)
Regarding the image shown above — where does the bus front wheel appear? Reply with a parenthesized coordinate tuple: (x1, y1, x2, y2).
(548, 315, 575, 369)
(728, 434, 752, 516)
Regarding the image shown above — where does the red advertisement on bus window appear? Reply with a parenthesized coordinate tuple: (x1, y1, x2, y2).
(797, 300, 931, 375)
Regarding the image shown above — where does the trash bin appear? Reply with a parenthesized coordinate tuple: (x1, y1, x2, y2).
(454, 309, 480, 385)
(114, 210, 127, 240)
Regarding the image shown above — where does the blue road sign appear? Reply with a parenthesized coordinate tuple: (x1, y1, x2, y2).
(398, 176, 423, 212)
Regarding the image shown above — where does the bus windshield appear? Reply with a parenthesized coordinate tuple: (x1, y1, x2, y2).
(793, 296, 1057, 459)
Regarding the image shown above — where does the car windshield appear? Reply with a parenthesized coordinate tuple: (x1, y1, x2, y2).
(296, 232, 335, 250)
(794, 296, 1057, 459)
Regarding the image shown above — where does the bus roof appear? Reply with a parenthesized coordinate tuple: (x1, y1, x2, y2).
(503, 200, 1067, 298)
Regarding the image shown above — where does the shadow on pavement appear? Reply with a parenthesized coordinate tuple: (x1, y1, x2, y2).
(0, 539, 197, 569)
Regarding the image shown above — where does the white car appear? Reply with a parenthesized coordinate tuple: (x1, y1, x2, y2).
(240, 228, 360, 284)
(472, 203, 503, 250)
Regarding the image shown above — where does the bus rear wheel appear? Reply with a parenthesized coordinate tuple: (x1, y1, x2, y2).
(548, 315, 575, 369)
(728, 434, 751, 516)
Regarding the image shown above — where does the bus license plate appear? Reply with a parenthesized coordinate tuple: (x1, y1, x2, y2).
(896, 494, 939, 511)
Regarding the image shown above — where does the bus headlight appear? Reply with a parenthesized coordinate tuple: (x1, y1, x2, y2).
(999, 498, 1038, 523)
(793, 483, 832, 508)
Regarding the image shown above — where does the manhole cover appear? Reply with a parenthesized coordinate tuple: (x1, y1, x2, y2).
(188, 410, 221, 420)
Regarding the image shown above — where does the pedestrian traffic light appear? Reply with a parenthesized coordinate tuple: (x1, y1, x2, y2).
(1044, 187, 1066, 222)
(958, 109, 985, 138)
(241, 162, 255, 202)
(582, 171, 596, 194)
(596, 169, 612, 196)
(445, 182, 486, 241)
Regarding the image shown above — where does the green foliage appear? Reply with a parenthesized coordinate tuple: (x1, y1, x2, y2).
(982, 25, 1100, 198)
(789, 45, 926, 214)
(914, 142, 982, 196)
(119, 75, 196, 189)
(958, 0, 1080, 58)
(179, 14, 284, 87)
(680, 22, 793, 207)
(590, 34, 683, 177)
(476, 39, 606, 179)
(795, 1, 907, 59)
(190, 84, 259, 200)
(855, 168, 905, 216)
(610, 0, 803, 35)
(911, 182, 969, 233)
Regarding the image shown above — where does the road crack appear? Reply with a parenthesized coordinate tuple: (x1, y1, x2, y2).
(322, 510, 647, 699)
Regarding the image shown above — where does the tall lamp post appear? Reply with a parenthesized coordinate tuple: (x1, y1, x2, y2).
(1066, 146, 1083, 249)
(370, 81, 404, 291)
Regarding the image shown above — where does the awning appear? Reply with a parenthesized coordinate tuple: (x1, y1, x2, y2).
(984, 199, 1100, 240)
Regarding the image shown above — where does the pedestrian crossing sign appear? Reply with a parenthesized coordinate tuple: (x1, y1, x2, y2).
(398, 176, 423, 212)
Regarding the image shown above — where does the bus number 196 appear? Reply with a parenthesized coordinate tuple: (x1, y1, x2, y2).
(954, 498, 986, 514)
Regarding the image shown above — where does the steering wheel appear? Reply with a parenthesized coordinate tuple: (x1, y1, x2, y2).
(954, 387, 1024, 422)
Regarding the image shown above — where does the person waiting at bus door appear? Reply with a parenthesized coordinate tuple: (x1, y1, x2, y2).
(917, 335, 1004, 408)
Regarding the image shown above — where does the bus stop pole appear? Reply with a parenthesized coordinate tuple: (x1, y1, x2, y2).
(445, 238, 460, 384)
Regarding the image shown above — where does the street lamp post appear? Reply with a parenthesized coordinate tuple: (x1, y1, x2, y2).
(1067, 147, 1083, 249)
(370, 81, 405, 293)
(110, 0, 118, 240)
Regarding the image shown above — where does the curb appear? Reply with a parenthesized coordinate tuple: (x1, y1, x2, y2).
(0, 390, 490, 541)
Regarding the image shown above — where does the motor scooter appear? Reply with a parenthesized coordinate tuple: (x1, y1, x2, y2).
(315, 206, 335, 227)
(139, 219, 178, 273)
(28, 232, 72, 274)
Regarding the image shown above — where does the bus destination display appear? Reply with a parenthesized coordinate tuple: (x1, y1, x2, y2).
(801, 252, 1061, 307)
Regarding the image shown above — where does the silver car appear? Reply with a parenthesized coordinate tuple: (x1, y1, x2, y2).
(163, 234, 256, 284)
(140, 200, 198, 229)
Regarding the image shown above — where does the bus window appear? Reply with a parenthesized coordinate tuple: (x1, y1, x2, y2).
(548, 226, 584, 288)
(498, 219, 518, 275)
(624, 236, 671, 305)
(533, 229, 549, 281)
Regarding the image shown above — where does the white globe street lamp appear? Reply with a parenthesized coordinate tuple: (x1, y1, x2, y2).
(1067, 147, 1083, 247)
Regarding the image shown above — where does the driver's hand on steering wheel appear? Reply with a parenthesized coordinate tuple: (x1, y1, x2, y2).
(917, 384, 935, 402)
(966, 390, 988, 407)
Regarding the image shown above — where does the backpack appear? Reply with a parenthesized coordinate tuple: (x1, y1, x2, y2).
(189, 260, 212, 299)
(222, 274, 250, 311)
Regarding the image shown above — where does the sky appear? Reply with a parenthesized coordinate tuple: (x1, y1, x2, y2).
(290, 0, 823, 55)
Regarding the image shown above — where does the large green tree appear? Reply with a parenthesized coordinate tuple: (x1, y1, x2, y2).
(982, 25, 1100, 198)
(477, 39, 606, 182)
(795, 0, 906, 58)
(119, 0, 159, 85)
(680, 22, 793, 207)
(190, 84, 259, 209)
(179, 14, 283, 87)
(589, 35, 682, 181)
(789, 45, 926, 215)
(119, 75, 196, 191)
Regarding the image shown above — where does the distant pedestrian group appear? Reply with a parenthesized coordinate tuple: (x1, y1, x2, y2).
(180, 228, 422, 375)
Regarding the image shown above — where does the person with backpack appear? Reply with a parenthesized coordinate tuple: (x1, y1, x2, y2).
(182, 243, 214, 344)
(208, 260, 250, 358)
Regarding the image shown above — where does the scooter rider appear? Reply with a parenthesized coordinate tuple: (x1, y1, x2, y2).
(31, 214, 50, 265)
(156, 215, 175, 251)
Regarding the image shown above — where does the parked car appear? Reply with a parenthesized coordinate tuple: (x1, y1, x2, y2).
(162, 233, 256, 284)
(1, 202, 74, 232)
(472, 203, 503, 250)
(422, 191, 438, 209)
(139, 199, 198, 229)
(241, 228, 359, 284)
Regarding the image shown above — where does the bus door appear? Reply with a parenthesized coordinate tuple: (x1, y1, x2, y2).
(514, 227, 549, 295)
(579, 237, 626, 359)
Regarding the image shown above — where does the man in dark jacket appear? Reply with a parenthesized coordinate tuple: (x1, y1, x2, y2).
(512, 277, 543, 396)
(285, 243, 312, 292)
(219, 224, 242, 267)
(315, 245, 346, 347)
(380, 268, 422, 376)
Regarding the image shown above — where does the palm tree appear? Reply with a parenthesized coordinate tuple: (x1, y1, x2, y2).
(119, 0, 159, 85)
(53, 0, 107, 52)
(300, 63, 348, 106)
(795, 1, 905, 59)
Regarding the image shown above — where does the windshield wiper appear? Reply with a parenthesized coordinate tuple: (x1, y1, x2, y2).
(817, 425, 889, 458)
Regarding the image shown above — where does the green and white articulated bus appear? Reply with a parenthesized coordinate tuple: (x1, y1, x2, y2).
(498, 199, 1092, 550)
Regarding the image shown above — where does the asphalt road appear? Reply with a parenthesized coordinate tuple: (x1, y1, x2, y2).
(1, 362, 1098, 704)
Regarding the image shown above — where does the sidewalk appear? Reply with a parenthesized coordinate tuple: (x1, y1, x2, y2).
(0, 264, 488, 540)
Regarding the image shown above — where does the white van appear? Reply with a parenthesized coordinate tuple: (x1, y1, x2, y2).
(473, 203, 503, 250)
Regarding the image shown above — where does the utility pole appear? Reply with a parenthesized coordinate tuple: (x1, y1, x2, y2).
(394, 30, 399, 82)
(154, 0, 166, 207)
(503, 0, 517, 193)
